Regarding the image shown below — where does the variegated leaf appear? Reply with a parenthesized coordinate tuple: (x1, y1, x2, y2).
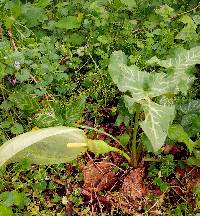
(108, 51, 176, 106)
(148, 46, 199, 94)
(140, 100, 175, 152)
(150, 46, 200, 71)
(177, 99, 200, 114)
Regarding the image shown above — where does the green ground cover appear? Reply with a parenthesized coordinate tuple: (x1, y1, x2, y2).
(0, 0, 200, 215)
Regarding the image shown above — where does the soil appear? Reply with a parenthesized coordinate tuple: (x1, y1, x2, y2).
(49, 121, 200, 215)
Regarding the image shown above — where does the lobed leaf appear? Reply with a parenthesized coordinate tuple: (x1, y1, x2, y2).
(56, 16, 82, 30)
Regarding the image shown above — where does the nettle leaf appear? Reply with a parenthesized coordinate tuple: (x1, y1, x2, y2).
(56, 16, 82, 30)
(34, 108, 63, 128)
(121, 0, 136, 9)
(0, 191, 29, 208)
(34, 95, 86, 127)
(0, 127, 88, 167)
(65, 95, 86, 126)
(177, 100, 200, 136)
(175, 15, 198, 41)
(21, 4, 47, 27)
(140, 100, 175, 152)
(168, 124, 194, 152)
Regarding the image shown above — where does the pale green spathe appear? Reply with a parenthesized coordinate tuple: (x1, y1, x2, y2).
(0, 127, 87, 167)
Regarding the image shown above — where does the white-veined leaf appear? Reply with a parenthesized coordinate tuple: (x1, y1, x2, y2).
(150, 46, 200, 70)
(0, 127, 87, 167)
(177, 99, 200, 114)
(148, 46, 199, 94)
(140, 100, 175, 152)
(108, 51, 178, 108)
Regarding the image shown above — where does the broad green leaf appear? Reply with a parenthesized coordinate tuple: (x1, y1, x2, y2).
(108, 51, 175, 106)
(0, 191, 29, 208)
(177, 100, 200, 136)
(175, 25, 197, 42)
(65, 95, 86, 126)
(36, 0, 52, 8)
(187, 157, 200, 167)
(16, 69, 30, 82)
(195, 139, 200, 147)
(10, 123, 24, 135)
(177, 99, 200, 114)
(108, 50, 127, 84)
(115, 97, 131, 126)
(118, 133, 130, 147)
(181, 114, 200, 137)
(140, 100, 175, 152)
(123, 95, 138, 114)
(192, 116, 200, 130)
(115, 114, 130, 127)
(148, 46, 199, 94)
(21, 4, 46, 27)
(0, 127, 88, 167)
(150, 46, 200, 70)
(56, 16, 82, 30)
(175, 15, 197, 41)
(187, 149, 200, 166)
(141, 133, 154, 152)
(0, 205, 13, 216)
(168, 124, 194, 152)
(121, 0, 136, 9)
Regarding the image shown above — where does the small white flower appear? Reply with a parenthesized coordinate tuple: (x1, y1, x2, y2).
(14, 61, 21, 70)
(45, 176, 50, 181)
(62, 196, 68, 205)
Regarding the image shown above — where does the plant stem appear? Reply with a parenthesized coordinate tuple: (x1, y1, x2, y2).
(131, 104, 141, 167)
(79, 125, 131, 163)
(110, 146, 131, 163)
(78, 125, 125, 149)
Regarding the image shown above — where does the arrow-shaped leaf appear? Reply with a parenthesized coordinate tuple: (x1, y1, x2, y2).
(148, 46, 199, 94)
(140, 100, 175, 152)
(108, 51, 179, 110)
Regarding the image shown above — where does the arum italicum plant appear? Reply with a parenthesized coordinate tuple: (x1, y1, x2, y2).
(0, 46, 199, 168)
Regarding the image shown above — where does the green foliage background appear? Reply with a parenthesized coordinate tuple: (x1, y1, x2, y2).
(0, 0, 200, 214)
(0, 0, 200, 144)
